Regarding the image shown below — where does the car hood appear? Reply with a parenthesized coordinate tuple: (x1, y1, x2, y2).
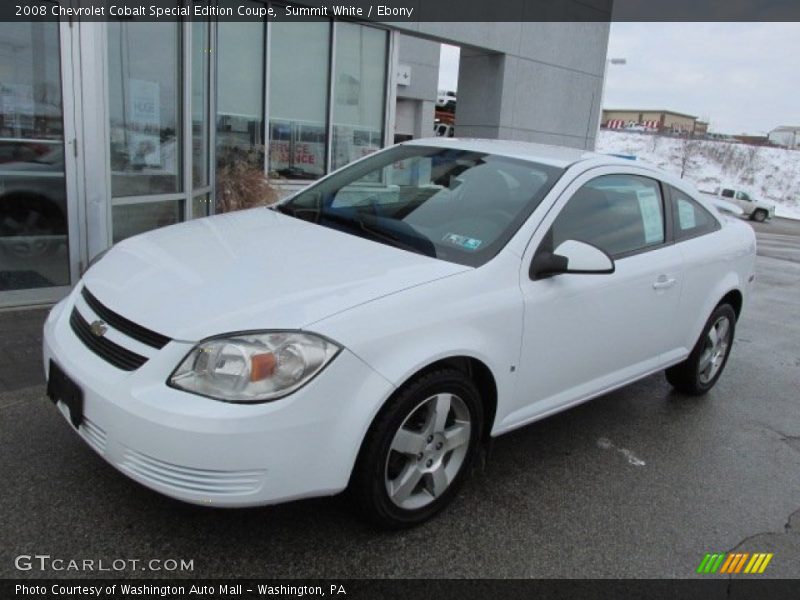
(82, 208, 470, 341)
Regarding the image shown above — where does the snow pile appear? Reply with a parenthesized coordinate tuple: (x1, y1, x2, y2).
(596, 130, 800, 220)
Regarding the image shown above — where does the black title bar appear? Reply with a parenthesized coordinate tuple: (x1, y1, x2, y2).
(5, 579, 800, 600)
(3, 0, 800, 22)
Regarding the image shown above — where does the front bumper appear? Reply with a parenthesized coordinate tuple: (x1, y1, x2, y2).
(42, 291, 395, 507)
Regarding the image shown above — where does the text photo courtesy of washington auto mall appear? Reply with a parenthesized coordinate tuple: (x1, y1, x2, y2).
(1, 1, 800, 599)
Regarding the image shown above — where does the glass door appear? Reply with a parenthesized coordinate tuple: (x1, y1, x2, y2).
(104, 19, 214, 242)
(0, 20, 78, 308)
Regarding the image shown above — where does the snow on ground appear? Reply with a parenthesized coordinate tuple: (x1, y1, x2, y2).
(596, 130, 800, 220)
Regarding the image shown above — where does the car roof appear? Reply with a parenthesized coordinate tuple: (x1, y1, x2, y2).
(404, 137, 620, 168)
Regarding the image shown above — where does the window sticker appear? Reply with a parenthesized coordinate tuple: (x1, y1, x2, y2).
(443, 233, 483, 251)
(635, 188, 663, 244)
(678, 199, 696, 230)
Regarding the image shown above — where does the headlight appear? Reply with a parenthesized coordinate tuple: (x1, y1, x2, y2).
(168, 331, 340, 403)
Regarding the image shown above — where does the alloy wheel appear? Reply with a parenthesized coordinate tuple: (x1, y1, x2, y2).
(384, 393, 471, 510)
(698, 315, 731, 384)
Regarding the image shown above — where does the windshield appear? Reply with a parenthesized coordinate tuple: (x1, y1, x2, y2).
(277, 145, 564, 267)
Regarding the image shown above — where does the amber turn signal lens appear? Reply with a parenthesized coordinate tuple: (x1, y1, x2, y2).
(250, 352, 277, 382)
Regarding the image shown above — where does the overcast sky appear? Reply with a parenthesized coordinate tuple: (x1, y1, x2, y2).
(438, 23, 800, 135)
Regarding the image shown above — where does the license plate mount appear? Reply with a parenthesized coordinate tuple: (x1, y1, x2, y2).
(47, 360, 84, 428)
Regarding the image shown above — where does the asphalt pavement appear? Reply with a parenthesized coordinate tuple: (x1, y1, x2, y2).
(1, 217, 799, 579)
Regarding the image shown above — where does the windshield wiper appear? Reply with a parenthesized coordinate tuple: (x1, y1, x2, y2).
(322, 211, 435, 258)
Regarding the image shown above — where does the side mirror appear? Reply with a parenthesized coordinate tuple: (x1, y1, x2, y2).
(530, 240, 615, 280)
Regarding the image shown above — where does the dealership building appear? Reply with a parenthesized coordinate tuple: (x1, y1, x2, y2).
(0, 8, 610, 308)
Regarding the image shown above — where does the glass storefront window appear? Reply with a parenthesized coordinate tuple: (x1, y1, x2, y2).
(0, 22, 70, 292)
(192, 193, 211, 219)
(216, 11, 264, 173)
(112, 199, 184, 243)
(107, 21, 182, 198)
(192, 21, 210, 189)
(268, 21, 330, 181)
(331, 23, 388, 171)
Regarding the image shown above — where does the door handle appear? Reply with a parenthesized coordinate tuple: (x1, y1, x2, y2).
(652, 277, 677, 290)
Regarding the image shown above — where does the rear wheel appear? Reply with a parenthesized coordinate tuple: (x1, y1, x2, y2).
(350, 368, 483, 529)
(751, 209, 767, 222)
(666, 303, 736, 395)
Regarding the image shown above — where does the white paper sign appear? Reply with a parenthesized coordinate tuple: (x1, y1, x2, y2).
(635, 188, 664, 244)
(677, 199, 696, 229)
(127, 79, 161, 166)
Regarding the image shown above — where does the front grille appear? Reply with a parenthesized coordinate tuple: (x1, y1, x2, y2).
(81, 287, 170, 349)
(70, 308, 148, 371)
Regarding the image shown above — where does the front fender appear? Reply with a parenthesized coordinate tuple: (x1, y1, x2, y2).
(309, 254, 524, 437)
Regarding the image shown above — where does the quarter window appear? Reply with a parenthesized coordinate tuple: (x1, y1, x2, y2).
(670, 186, 718, 240)
(551, 175, 665, 258)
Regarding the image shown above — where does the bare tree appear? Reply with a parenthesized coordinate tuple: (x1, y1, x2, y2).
(738, 144, 760, 184)
(650, 133, 660, 153)
(745, 144, 760, 164)
(679, 137, 700, 179)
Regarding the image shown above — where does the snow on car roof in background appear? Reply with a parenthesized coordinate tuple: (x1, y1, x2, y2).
(405, 137, 604, 168)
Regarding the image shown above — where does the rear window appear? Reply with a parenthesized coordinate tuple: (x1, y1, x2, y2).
(669, 186, 719, 240)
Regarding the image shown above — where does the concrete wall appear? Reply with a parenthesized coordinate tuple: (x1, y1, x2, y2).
(391, 22, 610, 150)
(395, 33, 439, 139)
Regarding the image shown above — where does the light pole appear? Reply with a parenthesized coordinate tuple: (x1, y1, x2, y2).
(595, 57, 627, 142)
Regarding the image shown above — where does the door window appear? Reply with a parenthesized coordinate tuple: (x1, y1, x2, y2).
(550, 174, 665, 258)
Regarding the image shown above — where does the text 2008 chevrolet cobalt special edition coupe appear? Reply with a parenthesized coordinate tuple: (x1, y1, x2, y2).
(44, 139, 756, 527)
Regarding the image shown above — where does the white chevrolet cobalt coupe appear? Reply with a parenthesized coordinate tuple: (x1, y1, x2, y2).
(44, 139, 756, 528)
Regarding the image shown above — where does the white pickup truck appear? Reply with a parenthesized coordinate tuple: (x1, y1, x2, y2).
(703, 186, 776, 222)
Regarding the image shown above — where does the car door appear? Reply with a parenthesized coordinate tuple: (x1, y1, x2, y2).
(734, 191, 754, 216)
(667, 184, 727, 352)
(501, 168, 684, 431)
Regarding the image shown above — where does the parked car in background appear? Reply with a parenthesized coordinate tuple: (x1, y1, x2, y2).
(436, 90, 456, 112)
(44, 139, 756, 528)
(434, 121, 454, 138)
(0, 138, 68, 259)
(703, 186, 775, 222)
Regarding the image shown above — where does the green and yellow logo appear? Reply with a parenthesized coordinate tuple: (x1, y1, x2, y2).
(697, 552, 773, 574)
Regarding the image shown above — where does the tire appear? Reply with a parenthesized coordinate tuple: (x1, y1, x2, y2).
(665, 303, 736, 395)
(350, 368, 483, 529)
(751, 209, 767, 222)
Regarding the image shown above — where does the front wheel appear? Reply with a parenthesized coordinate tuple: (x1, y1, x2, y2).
(751, 209, 767, 222)
(666, 303, 736, 395)
(350, 368, 483, 529)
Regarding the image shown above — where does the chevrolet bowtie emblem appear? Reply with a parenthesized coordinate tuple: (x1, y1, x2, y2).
(90, 320, 108, 337)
